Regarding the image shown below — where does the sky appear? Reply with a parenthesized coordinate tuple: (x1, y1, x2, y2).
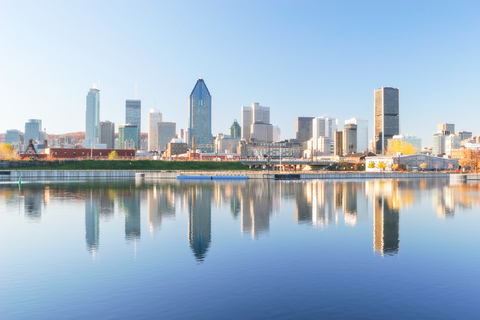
(1, 0, 479, 147)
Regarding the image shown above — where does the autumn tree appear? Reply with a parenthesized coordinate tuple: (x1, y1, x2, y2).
(0, 143, 15, 160)
(108, 150, 119, 160)
(459, 149, 480, 173)
(368, 161, 376, 169)
(386, 140, 418, 156)
(377, 161, 387, 171)
(392, 164, 399, 170)
(419, 162, 427, 170)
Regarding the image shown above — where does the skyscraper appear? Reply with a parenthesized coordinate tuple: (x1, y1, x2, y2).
(25, 119, 42, 143)
(99, 121, 115, 149)
(148, 109, 162, 151)
(312, 116, 337, 155)
(345, 118, 368, 153)
(374, 87, 399, 154)
(187, 79, 212, 151)
(295, 117, 314, 143)
(437, 123, 455, 135)
(157, 122, 176, 152)
(241, 102, 272, 143)
(126, 99, 141, 149)
(84, 88, 100, 148)
(119, 124, 138, 150)
(230, 120, 241, 138)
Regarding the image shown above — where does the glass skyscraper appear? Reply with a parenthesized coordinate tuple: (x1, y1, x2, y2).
(25, 119, 42, 143)
(126, 100, 141, 149)
(187, 79, 212, 151)
(374, 87, 399, 154)
(84, 88, 100, 148)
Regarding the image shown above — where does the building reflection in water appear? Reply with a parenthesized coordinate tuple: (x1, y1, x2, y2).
(187, 183, 212, 262)
(241, 181, 272, 239)
(85, 190, 100, 253)
(147, 184, 176, 234)
(372, 183, 400, 256)
(23, 186, 44, 221)
(118, 187, 141, 241)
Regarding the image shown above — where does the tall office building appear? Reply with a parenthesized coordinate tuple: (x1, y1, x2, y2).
(126, 99, 141, 149)
(99, 121, 115, 149)
(241, 102, 271, 142)
(437, 123, 455, 135)
(312, 116, 337, 155)
(148, 109, 162, 151)
(84, 88, 100, 148)
(374, 87, 399, 154)
(25, 119, 42, 143)
(157, 122, 176, 152)
(230, 120, 241, 139)
(187, 79, 212, 151)
(345, 118, 368, 153)
(119, 124, 138, 150)
(343, 123, 357, 155)
(5, 129, 22, 147)
(295, 117, 314, 143)
(432, 132, 445, 156)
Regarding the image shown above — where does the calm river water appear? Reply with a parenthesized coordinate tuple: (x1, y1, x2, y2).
(1, 178, 479, 319)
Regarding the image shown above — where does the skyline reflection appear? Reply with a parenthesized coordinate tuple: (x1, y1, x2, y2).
(1, 178, 479, 260)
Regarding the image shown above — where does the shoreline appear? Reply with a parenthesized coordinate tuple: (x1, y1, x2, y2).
(0, 169, 463, 181)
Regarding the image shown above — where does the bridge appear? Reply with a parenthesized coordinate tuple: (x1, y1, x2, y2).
(239, 158, 336, 170)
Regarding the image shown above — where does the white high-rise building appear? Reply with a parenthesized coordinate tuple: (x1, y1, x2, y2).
(241, 102, 271, 141)
(148, 109, 162, 151)
(345, 118, 368, 153)
(84, 88, 100, 148)
(312, 116, 337, 155)
(272, 125, 281, 142)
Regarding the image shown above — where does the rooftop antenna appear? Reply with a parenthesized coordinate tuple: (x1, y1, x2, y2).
(135, 81, 137, 99)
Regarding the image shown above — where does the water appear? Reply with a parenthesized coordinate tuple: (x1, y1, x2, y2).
(1, 178, 479, 319)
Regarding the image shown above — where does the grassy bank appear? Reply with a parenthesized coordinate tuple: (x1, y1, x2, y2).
(10, 160, 250, 171)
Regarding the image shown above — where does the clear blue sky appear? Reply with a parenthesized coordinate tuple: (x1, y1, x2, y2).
(1, 0, 479, 147)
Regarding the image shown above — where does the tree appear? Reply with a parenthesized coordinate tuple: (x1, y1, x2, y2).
(0, 143, 15, 160)
(108, 150, 119, 160)
(459, 148, 480, 173)
(377, 161, 387, 171)
(392, 164, 399, 170)
(419, 162, 427, 170)
(386, 140, 418, 156)
(368, 161, 376, 169)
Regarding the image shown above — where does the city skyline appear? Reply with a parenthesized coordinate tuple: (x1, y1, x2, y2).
(1, 2, 479, 146)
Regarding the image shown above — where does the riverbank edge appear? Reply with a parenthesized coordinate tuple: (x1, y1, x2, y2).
(0, 170, 462, 180)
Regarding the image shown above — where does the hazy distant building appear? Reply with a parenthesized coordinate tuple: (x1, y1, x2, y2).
(343, 123, 357, 155)
(157, 122, 176, 152)
(126, 99, 141, 149)
(241, 102, 271, 142)
(445, 134, 461, 155)
(230, 120, 241, 139)
(5, 129, 21, 147)
(99, 121, 115, 149)
(345, 118, 368, 153)
(432, 132, 445, 156)
(148, 109, 162, 151)
(119, 124, 138, 150)
(272, 125, 281, 142)
(84, 88, 100, 148)
(25, 119, 42, 143)
(215, 133, 240, 154)
(374, 87, 399, 154)
(312, 116, 337, 155)
(437, 123, 455, 135)
(295, 117, 314, 143)
(187, 79, 212, 151)
(457, 131, 472, 142)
